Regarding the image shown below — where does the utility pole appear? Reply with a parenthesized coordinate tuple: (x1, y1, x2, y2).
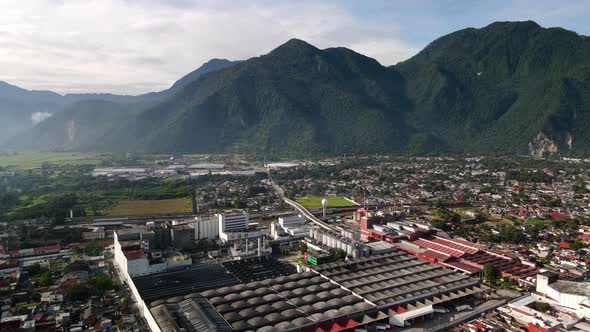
(194, 186, 201, 241)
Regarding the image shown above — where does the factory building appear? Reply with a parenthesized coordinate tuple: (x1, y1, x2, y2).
(218, 211, 249, 232)
(193, 217, 218, 240)
(217, 211, 263, 244)
(278, 214, 306, 228)
(113, 231, 191, 277)
(146, 252, 489, 331)
(536, 271, 590, 319)
(170, 224, 194, 250)
(308, 228, 370, 258)
(395, 234, 538, 285)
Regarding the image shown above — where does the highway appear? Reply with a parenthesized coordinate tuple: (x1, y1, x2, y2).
(282, 197, 334, 231)
(268, 173, 335, 231)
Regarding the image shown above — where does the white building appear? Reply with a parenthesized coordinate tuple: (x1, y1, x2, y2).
(113, 231, 191, 277)
(278, 214, 306, 228)
(537, 272, 590, 319)
(218, 211, 249, 233)
(219, 229, 262, 243)
(193, 218, 219, 240)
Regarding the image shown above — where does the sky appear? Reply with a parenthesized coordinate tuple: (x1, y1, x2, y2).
(0, 0, 589, 95)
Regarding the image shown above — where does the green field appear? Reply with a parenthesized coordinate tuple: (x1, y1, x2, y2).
(108, 198, 193, 215)
(295, 196, 355, 208)
(0, 152, 103, 169)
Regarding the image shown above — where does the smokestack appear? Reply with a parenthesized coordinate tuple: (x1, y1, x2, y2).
(257, 237, 262, 257)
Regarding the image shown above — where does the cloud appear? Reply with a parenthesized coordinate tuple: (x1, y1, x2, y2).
(0, 0, 418, 94)
(1, 1, 587, 95)
(31, 112, 53, 125)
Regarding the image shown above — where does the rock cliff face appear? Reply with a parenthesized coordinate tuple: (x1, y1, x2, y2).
(528, 131, 571, 157)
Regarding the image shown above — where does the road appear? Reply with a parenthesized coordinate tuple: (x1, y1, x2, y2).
(268, 173, 335, 231)
(282, 197, 334, 231)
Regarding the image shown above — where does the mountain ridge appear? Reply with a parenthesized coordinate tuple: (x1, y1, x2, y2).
(6, 21, 590, 157)
(0, 58, 240, 144)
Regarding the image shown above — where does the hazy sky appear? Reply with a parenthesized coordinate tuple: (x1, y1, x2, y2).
(1, 0, 588, 95)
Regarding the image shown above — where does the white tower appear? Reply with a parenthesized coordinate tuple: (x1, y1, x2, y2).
(321, 198, 328, 220)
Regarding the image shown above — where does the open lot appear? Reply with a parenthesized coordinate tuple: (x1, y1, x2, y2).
(108, 198, 193, 215)
(295, 196, 355, 208)
(0, 152, 103, 169)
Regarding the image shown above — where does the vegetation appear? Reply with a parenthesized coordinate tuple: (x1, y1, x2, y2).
(482, 263, 499, 283)
(1, 168, 193, 221)
(8, 21, 590, 157)
(84, 242, 103, 256)
(295, 196, 354, 208)
(535, 302, 551, 312)
(67, 274, 115, 301)
(0, 152, 103, 169)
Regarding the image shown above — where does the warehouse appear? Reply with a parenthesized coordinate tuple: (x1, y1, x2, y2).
(198, 270, 387, 331)
(133, 263, 239, 302)
(313, 252, 488, 311)
(147, 252, 488, 331)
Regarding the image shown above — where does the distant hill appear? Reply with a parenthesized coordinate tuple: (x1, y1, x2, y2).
(7, 21, 590, 157)
(0, 58, 239, 144)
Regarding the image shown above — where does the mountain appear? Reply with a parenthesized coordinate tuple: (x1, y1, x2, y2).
(169, 58, 241, 91)
(7, 21, 590, 157)
(0, 81, 66, 143)
(0, 58, 239, 145)
(10, 40, 409, 155)
(395, 20, 590, 156)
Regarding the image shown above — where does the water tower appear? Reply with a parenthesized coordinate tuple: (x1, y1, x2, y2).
(321, 198, 328, 220)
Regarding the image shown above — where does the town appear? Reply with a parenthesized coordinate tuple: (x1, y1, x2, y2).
(1, 155, 589, 331)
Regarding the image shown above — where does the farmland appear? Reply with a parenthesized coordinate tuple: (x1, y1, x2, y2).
(0, 152, 103, 169)
(108, 198, 193, 215)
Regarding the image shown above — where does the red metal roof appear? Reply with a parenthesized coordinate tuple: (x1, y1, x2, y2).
(413, 238, 466, 257)
(431, 236, 479, 254)
(422, 249, 451, 262)
(61, 278, 79, 287)
(441, 260, 481, 274)
(33, 245, 61, 253)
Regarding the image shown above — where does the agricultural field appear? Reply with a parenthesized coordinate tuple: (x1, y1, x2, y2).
(295, 196, 355, 208)
(108, 198, 193, 215)
(0, 152, 103, 169)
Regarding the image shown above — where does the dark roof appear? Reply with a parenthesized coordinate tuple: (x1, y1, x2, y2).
(150, 294, 232, 332)
(201, 271, 371, 331)
(135, 263, 239, 302)
(221, 256, 296, 283)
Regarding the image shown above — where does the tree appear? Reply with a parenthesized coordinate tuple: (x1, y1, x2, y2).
(482, 263, 498, 283)
(84, 242, 102, 256)
(38, 271, 52, 286)
(68, 283, 91, 301)
(535, 302, 550, 312)
(332, 248, 346, 260)
(88, 274, 115, 296)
